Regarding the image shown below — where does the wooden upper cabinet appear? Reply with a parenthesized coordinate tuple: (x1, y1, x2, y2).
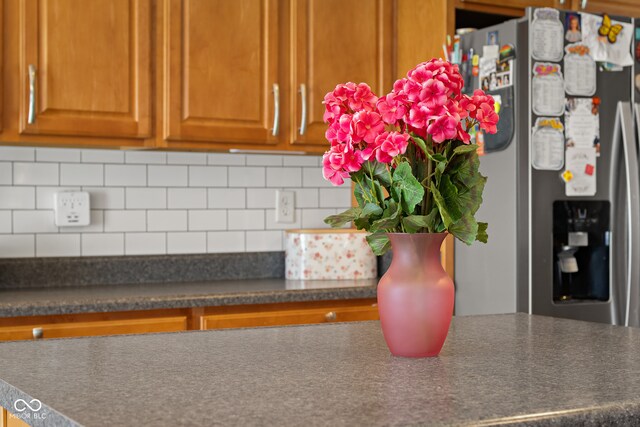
(290, 0, 393, 146)
(571, 0, 640, 17)
(164, 0, 279, 145)
(19, 0, 152, 139)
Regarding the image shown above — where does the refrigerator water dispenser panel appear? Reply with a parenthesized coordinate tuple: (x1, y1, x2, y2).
(553, 201, 610, 303)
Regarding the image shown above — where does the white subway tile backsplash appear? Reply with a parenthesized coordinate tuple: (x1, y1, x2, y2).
(36, 148, 81, 163)
(319, 188, 352, 208)
(229, 167, 265, 187)
(36, 234, 80, 257)
(0, 234, 34, 257)
(126, 188, 167, 209)
(13, 211, 57, 233)
(104, 210, 146, 232)
(168, 188, 206, 209)
(246, 230, 282, 251)
(125, 233, 166, 255)
(167, 152, 207, 165)
(189, 166, 227, 187)
(287, 188, 318, 208)
(207, 231, 245, 253)
(168, 232, 207, 254)
(60, 210, 104, 233)
(0, 147, 351, 258)
(148, 165, 188, 187)
(208, 188, 245, 209)
(61, 163, 103, 186)
(208, 153, 245, 166)
(82, 149, 124, 164)
(0, 147, 35, 161)
(267, 167, 301, 187)
(36, 186, 81, 209)
(14, 163, 59, 185)
(302, 167, 334, 187)
(283, 155, 318, 167)
(265, 209, 301, 230)
(84, 187, 125, 209)
(105, 165, 146, 186)
(125, 151, 167, 164)
(0, 163, 12, 185)
(246, 154, 283, 166)
(301, 208, 335, 228)
(147, 210, 187, 231)
(188, 210, 227, 231)
(247, 188, 276, 209)
(0, 211, 11, 233)
(82, 233, 124, 256)
(228, 210, 264, 230)
(0, 187, 36, 209)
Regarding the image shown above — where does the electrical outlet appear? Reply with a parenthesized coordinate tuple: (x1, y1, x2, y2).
(275, 190, 295, 223)
(54, 191, 90, 226)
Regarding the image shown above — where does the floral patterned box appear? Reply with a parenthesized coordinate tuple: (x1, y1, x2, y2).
(285, 229, 377, 280)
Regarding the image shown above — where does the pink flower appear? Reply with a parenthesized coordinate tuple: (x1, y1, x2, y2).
(427, 114, 458, 143)
(363, 132, 410, 164)
(475, 103, 499, 134)
(322, 143, 363, 186)
(421, 78, 447, 108)
(353, 110, 384, 144)
(350, 83, 378, 111)
(377, 93, 408, 124)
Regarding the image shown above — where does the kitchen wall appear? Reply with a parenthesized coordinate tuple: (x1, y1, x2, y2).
(0, 146, 351, 258)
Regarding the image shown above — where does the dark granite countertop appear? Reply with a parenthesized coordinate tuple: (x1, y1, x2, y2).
(0, 279, 378, 318)
(1, 314, 640, 426)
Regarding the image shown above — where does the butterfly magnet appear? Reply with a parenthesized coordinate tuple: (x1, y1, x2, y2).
(580, 12, 633, 67)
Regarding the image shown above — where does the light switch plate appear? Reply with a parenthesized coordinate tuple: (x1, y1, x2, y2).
(54, 191, 90, 226)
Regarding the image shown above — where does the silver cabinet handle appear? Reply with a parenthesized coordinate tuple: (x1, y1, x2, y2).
(325, 311, 337, 321)
(559, 0, 565, 4)
(299, 84, 307, 135)
(272, 83, 280, 136)
(28, 65, 36, 124)
(580, 0, 587, 9)
(32, 327, 43, 339)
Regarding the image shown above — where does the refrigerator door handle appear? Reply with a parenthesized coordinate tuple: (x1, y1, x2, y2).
(621, 103, 640, 327)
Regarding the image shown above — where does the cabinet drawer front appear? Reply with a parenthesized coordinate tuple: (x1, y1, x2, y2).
(201, 305, 379, 330)
(0, 317, 187, 341)
(20, 0, 152, 139)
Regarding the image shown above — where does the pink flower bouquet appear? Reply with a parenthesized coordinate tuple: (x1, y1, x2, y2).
(322, 59, 499, 254)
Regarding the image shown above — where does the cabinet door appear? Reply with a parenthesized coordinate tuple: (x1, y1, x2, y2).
(290, 0, 393, 146)
(0, 316, 187, 341)
(164, 0, 279, 145)
(572, 0, 640, 16)
(455, 0, 558, 8)
(201, 303, 379, 329)
(19, 0, 151, 139)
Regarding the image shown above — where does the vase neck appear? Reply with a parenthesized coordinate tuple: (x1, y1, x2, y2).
(387, 233, 446, 268)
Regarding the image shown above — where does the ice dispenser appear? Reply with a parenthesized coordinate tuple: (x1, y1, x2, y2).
(553, 201, 610, 302)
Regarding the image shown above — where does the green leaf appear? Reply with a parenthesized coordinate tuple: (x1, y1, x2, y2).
(439, 175, 464, 225)
(363, 161, 392, 188)
(412, 135, 428, 156)
(449, 150, 481, 189)
(390, 162, 424, 214)
(402, 215, 432, 233)
(430, 181, 454, 228)
(476, 221, 488, 243)
(361, 203, 383, 218)
(370, 200, 401, 232)
(366, 232, 391, 256)
(457, 174, 487, 216)
(453, 144, 479, 156)
(324, 207, 361, 228)
(449, 214, 479, 245)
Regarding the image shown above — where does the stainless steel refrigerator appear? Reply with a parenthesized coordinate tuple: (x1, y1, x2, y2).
(455, 8, 640, 327)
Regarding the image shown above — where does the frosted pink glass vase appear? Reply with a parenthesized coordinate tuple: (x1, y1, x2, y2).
(377, 233, 454, 357)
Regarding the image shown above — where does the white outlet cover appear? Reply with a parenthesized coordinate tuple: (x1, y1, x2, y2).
(54, 191, 91, 226)
(275, 190, 295, 223)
